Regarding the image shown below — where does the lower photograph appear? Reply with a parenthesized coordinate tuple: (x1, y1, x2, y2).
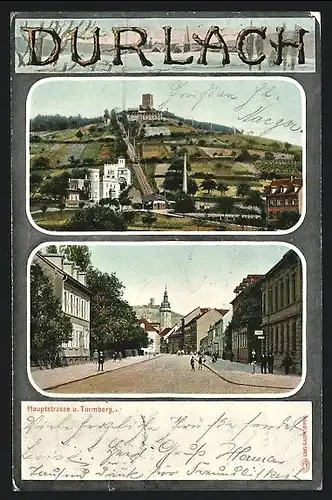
(27, 242, 305, 398)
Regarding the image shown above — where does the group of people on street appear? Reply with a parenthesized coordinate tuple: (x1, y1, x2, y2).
(92, 349, 124, 371)
(249, 349, 294, 375)
(92, 349, 105, 371)
(113, 352, 123, 362)
(190, 354, 206, 371)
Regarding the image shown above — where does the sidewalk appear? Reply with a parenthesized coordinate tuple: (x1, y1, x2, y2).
(196, 358, 301, 390)
(31, 354, 163, 390)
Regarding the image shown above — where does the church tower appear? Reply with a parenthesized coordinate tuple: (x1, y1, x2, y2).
(159, 286, 172, 330)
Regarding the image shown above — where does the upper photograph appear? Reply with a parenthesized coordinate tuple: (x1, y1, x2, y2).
(27, 76, 305, 234)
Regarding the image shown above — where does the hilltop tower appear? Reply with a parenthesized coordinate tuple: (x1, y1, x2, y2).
(183, 26, 191, 52)
(183, 154, 188, 194)
(159, 286, 172, 330)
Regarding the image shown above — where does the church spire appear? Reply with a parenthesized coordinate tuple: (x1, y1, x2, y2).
(160, 285, 171, 310)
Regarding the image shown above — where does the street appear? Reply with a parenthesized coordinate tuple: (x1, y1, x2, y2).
(50, 354, 300, 395)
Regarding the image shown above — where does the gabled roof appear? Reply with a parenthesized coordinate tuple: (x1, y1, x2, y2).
(264, 177, 302, 196)
(138, 317, 159, 333)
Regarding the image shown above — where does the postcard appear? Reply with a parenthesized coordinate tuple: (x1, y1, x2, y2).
(11, 11, 322, 492)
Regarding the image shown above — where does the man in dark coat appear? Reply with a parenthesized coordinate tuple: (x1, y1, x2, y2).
(267, 352, 274, 374)
(260, 352, 267, 374)
(98, 350, 105, 371)
(281, 353, 293, 375)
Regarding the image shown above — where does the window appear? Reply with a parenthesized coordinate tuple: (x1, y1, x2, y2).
(64, 291, 68, 312)
(275, 326, 279, 354)
(291, 273, 296, 302)
(276, 199, 282, 206)
(81, 300, 83, 318)
(291, 322, 297, 352)
(285, 277, 290, 305)
(269, 289, 273, 313)
(70, 294, 73, 315)
(76, 297, 79, 317)
(274, 285, 279, 310)
(280, 281, 284, 309)
(280, 324, 284, 353)
(262, 292, 265, 315)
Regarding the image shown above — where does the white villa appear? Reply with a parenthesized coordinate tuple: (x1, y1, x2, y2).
(66, 157, 132, 207)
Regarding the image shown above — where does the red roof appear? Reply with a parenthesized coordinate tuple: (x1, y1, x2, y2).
(264, 177, 302, 196)
(138, 318, 158, 332)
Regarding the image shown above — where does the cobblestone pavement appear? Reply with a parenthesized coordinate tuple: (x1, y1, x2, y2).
(31, 354, 162, 390)
(50, 354, 298, 395)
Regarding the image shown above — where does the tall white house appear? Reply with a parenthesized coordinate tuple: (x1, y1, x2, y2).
(66, 157, 132, 207)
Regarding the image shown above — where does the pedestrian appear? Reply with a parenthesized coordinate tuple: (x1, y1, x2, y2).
(118, 351, 123, 362)
(260, 352, 267, 374)
(93, 349, 98, 366)
(198, 355, 203, 370)
(113, 352, 117, 362)
(281, 353, 293, 375)
(267, 352, 274, 373)
(249, 349, 257, 374)
(98, 350, 105, 371)
(190, 356, 195, 371)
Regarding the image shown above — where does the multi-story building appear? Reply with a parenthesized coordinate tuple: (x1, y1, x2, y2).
(264, 176, 303, 220)
(138, 317, 161, 355)
(201, 316, 228, 356)
(66, 157, 132, 207)
(183, 307, 229, 354)
(32, 251, 91, 365)
(127, 94, 163, 122)
(230, 275, 264, 363)
(261, 250, 303, 374)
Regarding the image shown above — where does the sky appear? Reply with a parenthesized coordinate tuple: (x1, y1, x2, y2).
(79, 243, 292, 319)
(29, 77, 304, 145)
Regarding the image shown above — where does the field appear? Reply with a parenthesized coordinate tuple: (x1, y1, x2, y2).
(142, 143, 171, 159)
(30, 140, 116, 169)
(32, 210, 78, 230)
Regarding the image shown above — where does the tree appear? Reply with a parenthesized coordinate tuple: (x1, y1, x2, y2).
(284, 142, 291, 152)
(231, 282, 262, 352)
(86, 268, 149, 352)
(173, 192, 196, 213)
(187, 178, 198, 195)
(275, 212, 301, 230)
(236, 183, 251, 198)
(265, 151, 274, 160)
(46, 245, 58, 254)
(104, 109, 110, 122)
(59, 245, 92, 272)
(119, 191, 132, 210)
(141, 211, 157, 229)
(30, 262, 72, 368)
(63, 206, 129, 231)
(58, 200, 66, 216)
(200, 178, 217, 195)
(32, 156, 50, 170)
(40, 172, 71, 200)
(76, 129, 84, 140)
(217, 182, 229, 196)
(217, 196, 235, 215)
(30, 172, 43, 188)
(245, 189, 264, 208)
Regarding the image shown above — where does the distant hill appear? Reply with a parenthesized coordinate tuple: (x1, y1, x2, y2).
(133, 304, 183, 325)
(161, 111, 240, 134)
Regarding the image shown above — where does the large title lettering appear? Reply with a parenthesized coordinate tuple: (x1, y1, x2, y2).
(21, 24, 309, 68)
